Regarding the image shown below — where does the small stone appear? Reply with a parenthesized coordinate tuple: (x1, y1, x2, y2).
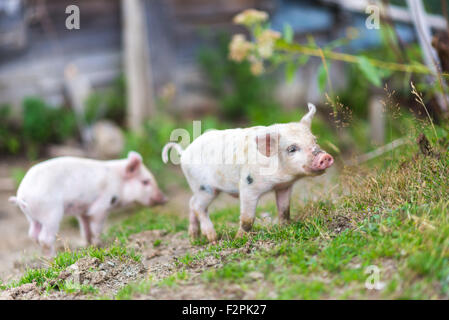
(248, 271, 264, 280)
(90, 120, 125, 159)
(261, 212, 271, 219)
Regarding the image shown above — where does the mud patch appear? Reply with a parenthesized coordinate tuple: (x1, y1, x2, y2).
(1, 229, 277, 300)
(127, 230, 202, 281)
(60, 257, 146, 296)
(121, 231, 278, 299)
(0, 282, 42, 300)
(329, 215, 354, 234)
(0, 256, 146, 300)
(132, 282, 267, 300)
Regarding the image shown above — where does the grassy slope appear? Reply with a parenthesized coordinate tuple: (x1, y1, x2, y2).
(114, 133, 449, 299)
(2, 128, 449, 299)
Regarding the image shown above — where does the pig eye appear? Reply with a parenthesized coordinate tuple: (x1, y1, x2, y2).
(287, 145, 300, 153)
(142, 180, 151, 186)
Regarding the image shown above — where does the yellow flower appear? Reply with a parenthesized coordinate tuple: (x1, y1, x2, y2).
(346, 27, 359, 40)
(229, 34, 253, 62)
(160, 82, 176, 102)
(233, 9, 268, 26)
(249, 56, 264, 75)
(256, 29, 281, 58)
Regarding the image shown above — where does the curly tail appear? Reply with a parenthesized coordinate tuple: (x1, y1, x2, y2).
(9, 196, 28, 211)
(162, 143, 184, 164)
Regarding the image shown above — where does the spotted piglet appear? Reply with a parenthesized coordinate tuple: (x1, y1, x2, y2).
(162, 103, 334, 243)
(9, 151, 167, 256)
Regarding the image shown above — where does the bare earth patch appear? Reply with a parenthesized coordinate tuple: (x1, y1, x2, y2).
(0, 256, 146, 300)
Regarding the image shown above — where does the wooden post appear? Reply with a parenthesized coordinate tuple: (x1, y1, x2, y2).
(121, 0, 155, 130)
(64, 63, 92, 146)
(369, 95, 385, 146)
(406, 0, 448, 112)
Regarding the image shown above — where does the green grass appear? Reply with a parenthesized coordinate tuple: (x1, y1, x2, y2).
(7, 244, 141, 296)
(115, 271, 189, 300)
(104, 208, 188, 244)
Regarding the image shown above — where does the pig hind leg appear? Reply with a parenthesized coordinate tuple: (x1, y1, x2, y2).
(38, 209, 63, 257)
(28, 220, 42, 243)
(24, 214, 41, 243)
(78, 215, 93, 245)
(188, 207, 200, 239)
(190, 191, 218, 243)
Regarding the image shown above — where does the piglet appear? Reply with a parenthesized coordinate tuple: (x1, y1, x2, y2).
(9, 151, 167, 256)
(162, 103, 333, 243)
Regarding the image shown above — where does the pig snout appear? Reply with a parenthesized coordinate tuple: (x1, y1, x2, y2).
(311, 152, 334, 171)
(151, 191, 168, 206)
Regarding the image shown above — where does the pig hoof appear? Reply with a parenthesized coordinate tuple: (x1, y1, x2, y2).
(42, 246, 56, 258)
(235, 228, 246, 239)
(206, 232, 218, 243)
(188, 227, 200, 239)
(279, 218, 291, 225)
(189, 232, 200, 240)
(92, 239, 104, 247)
(207, 236, 218, 244)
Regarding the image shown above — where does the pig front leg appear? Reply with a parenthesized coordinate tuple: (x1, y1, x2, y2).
(86, 199, 111, 246)
(88, 213, 108, 246)
(275, 186, 292, 225)
(236, 187, 260, 239)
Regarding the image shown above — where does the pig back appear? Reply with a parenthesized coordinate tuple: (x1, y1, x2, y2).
(180, 128, 255, 193)
(17, 157, 119, 209)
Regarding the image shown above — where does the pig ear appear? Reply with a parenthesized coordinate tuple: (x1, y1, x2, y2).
(300, 103, 316, 128)
(255, 131, 279, 157)
(125, 151, 142, 177)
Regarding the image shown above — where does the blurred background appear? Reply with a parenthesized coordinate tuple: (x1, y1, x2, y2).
(0, 0, 448, 281)
(0, 0, 448, 171)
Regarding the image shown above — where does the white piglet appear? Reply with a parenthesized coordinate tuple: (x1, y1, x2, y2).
(9, 151, 167, 256)
(162, 103, 333, 243)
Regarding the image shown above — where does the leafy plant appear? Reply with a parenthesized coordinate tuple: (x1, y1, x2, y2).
(197, 33, 282, 123)
(22, 97, 77, 158)
(10, 168, 26, 188)
(0, 105, 21, 155)
(84, 75, 126, 126)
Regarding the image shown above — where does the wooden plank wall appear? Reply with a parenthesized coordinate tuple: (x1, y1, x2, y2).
(0, 0, 276, 112)
(0, 0, 121, 109)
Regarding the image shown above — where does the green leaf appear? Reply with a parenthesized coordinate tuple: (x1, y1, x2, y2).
(297, 55, 310, 66)
(285, 61, 297, 83)
(357, 56, 382, 87)
(270, 53, 285, 66)
(283, 23, 294, 44)
(307, 35, 317, 48)
(317, 63, 329, 93)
